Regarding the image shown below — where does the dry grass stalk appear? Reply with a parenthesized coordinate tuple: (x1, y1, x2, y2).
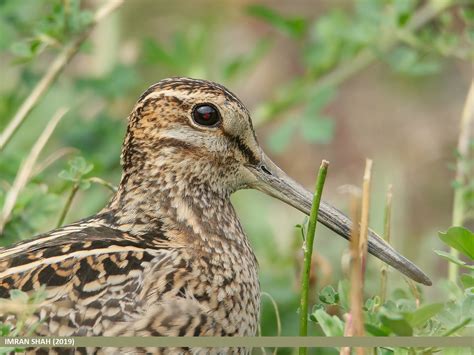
(380, 184, 393, 305)
(88, 177, 118, 193)
(340, 193, 362, 355)
(359, 159, 373, 277)
(349, 192, 364, 336)
(404, 277, 421, 309)
(0, 0, 124, 151)
(355, 159, 373, 355)
(340, 312, 353, 355)
(344, 159, 372, 355)
(0, 108, 68, 233)
(31, 147, 79, 177)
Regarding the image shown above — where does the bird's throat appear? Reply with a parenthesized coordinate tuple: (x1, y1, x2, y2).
(99, 170, 253, 255)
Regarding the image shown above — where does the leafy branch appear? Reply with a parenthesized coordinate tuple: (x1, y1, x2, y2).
(252, 0, 465, 128)
(0, 0, 124, 151)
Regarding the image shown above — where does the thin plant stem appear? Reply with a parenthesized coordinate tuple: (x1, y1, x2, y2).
(298, 160, 329, 355)
(380, 184, 393, 305)
(89, 177, 118, 193)
(403, 277, 421, 309)
(57, 184, 79, 228)
(0, 0, 124, 151)
(450, 75, 474, 282)
(349, 193, 362, 346)
(261, 291, 281, 355)
(0, 108, 68, 234)
(340, 312, 354, 355)
(356, 159, 372, 355)
(257, 323, 266, 355)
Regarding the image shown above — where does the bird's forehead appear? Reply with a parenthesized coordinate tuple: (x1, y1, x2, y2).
(139, 78, 247, 111)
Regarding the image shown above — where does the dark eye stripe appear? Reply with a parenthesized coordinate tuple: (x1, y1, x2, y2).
(192, 104, 221, 127)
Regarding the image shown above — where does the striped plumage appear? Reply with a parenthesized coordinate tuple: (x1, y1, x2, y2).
(0, 77, 431, 354)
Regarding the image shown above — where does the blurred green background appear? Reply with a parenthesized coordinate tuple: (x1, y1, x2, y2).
(0, 0, 473, 349)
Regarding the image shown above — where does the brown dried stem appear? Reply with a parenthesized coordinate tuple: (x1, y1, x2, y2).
(338, 186, 361, 355)
(344, 193, 362, 355)
(0, 0, 124, 151)
(359, 159, 373, 278)
(345, 159, 373, 355)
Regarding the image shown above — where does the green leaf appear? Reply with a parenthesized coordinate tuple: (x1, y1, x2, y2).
(246, 5, 307, 39)
(402, 303, 444, 328)
(434, 250, 474, 270)
(318, 285, 339, 304)
(389, 47, 440, 76)
(0, 323, 12, 336)
(460, 273, 474, 289)
(365, 323, 390, 336)
(311, 309, 344, 336)
(379, 308, 413, 336)
(58, 170, 74, 182)
(439, 227, 474, 260)
(461, 7, 474, 24)
(59, 157, 94, 183)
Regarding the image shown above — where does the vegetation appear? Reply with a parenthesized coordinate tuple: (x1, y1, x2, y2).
(0, 0, 472, 354)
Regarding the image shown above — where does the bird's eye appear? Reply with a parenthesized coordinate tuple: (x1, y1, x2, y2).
(192, 104, 221, 127)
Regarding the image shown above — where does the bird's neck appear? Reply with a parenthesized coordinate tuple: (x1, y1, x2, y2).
(98, 168, 251, 252)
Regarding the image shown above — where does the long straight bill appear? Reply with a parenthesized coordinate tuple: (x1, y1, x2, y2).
(247, 153, 432, 286)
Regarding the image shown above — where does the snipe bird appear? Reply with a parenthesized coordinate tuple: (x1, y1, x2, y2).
(0, 78, 431, 342)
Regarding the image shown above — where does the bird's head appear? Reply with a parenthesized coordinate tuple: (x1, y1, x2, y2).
(122, 77, 266, 195)
(121, 77, 432, 286)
